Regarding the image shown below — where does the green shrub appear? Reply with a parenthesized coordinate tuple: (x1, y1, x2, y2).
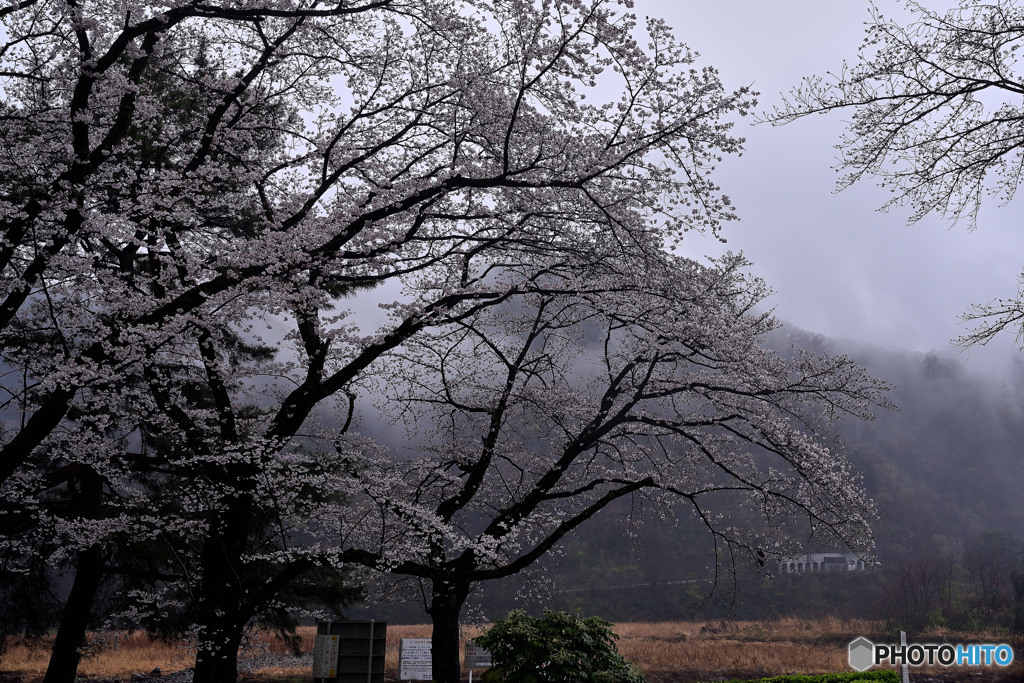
(476, 609, 645, 683)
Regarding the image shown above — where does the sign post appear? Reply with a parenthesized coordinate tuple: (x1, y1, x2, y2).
(900, 631, 909, 683)
(314, 621, 387, 683)
(464, 640, 492, 683)
(398, 638, 433, 681)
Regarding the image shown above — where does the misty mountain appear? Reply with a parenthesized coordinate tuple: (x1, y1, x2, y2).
(350, 323, 1024, 625)
(777, 326, 1024, 549)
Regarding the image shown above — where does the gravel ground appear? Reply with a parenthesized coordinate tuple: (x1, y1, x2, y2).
(2, 654, 1020, 683)
(146, 663, 1024, 683)
(126, 652, 313, 683)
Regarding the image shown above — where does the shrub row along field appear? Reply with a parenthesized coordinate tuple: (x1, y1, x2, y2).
(2, 617, 1022, 682)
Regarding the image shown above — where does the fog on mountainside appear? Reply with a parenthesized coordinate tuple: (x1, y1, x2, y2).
(350, 325, 1024, 629)
(779, 326, 1024, 544)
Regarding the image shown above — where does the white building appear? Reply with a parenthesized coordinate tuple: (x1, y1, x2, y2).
(778, 552, 865, 574)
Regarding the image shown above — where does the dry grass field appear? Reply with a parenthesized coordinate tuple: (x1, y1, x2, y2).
(2, 617, 1022, 682)
(0, 630, 194, 680)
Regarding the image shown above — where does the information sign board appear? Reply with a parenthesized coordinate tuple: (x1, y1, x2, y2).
(464, 640, 492, 669)
(312, 634, 340, 678)
(399, 638, 433, 680)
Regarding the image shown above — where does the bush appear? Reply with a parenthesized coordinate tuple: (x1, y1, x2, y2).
(712, 672, 899, 683)
(476, 609, 644, 683)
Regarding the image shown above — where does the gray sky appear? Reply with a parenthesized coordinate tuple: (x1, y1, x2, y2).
(638, 0, 1024, 372)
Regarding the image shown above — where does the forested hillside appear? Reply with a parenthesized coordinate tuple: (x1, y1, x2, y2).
(355, 328, 1024, 629)
(785, 328, 1024, 543)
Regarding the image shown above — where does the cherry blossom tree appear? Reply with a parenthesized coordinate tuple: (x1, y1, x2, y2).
(768, 0, 1024, 348)
(0, 1, 887, 682)
(335, 250, 887, 683)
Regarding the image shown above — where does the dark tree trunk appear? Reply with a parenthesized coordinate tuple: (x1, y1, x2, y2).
(192, 614, 245, 683)
(42, 545, 104, 683)
(190, 483, 254, 683)
(191, 537, 249, 683)
(428, 581, 470, 683)
(44, 467, 105, 683)
(190, 528, 245, 683)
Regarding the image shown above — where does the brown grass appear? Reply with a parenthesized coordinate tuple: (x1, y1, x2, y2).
(2, 617, 1022, 682)
(612, 617, 1024, 682)
(613, 618, 867, 678)
(0, 631, 193, 679)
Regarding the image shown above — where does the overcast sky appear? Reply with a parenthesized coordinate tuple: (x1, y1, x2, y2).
(634, 0, 1024, 373)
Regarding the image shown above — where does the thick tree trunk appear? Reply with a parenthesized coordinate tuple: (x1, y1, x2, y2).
(189, 473, 261, 683)
(44, 466, 105, 683)
(191, 532, 248, 683)
(190, 524, 247, 683)
(42, 544, 104, 683)
(428, 581, 470, 683)
(192, 615, 245, 683)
